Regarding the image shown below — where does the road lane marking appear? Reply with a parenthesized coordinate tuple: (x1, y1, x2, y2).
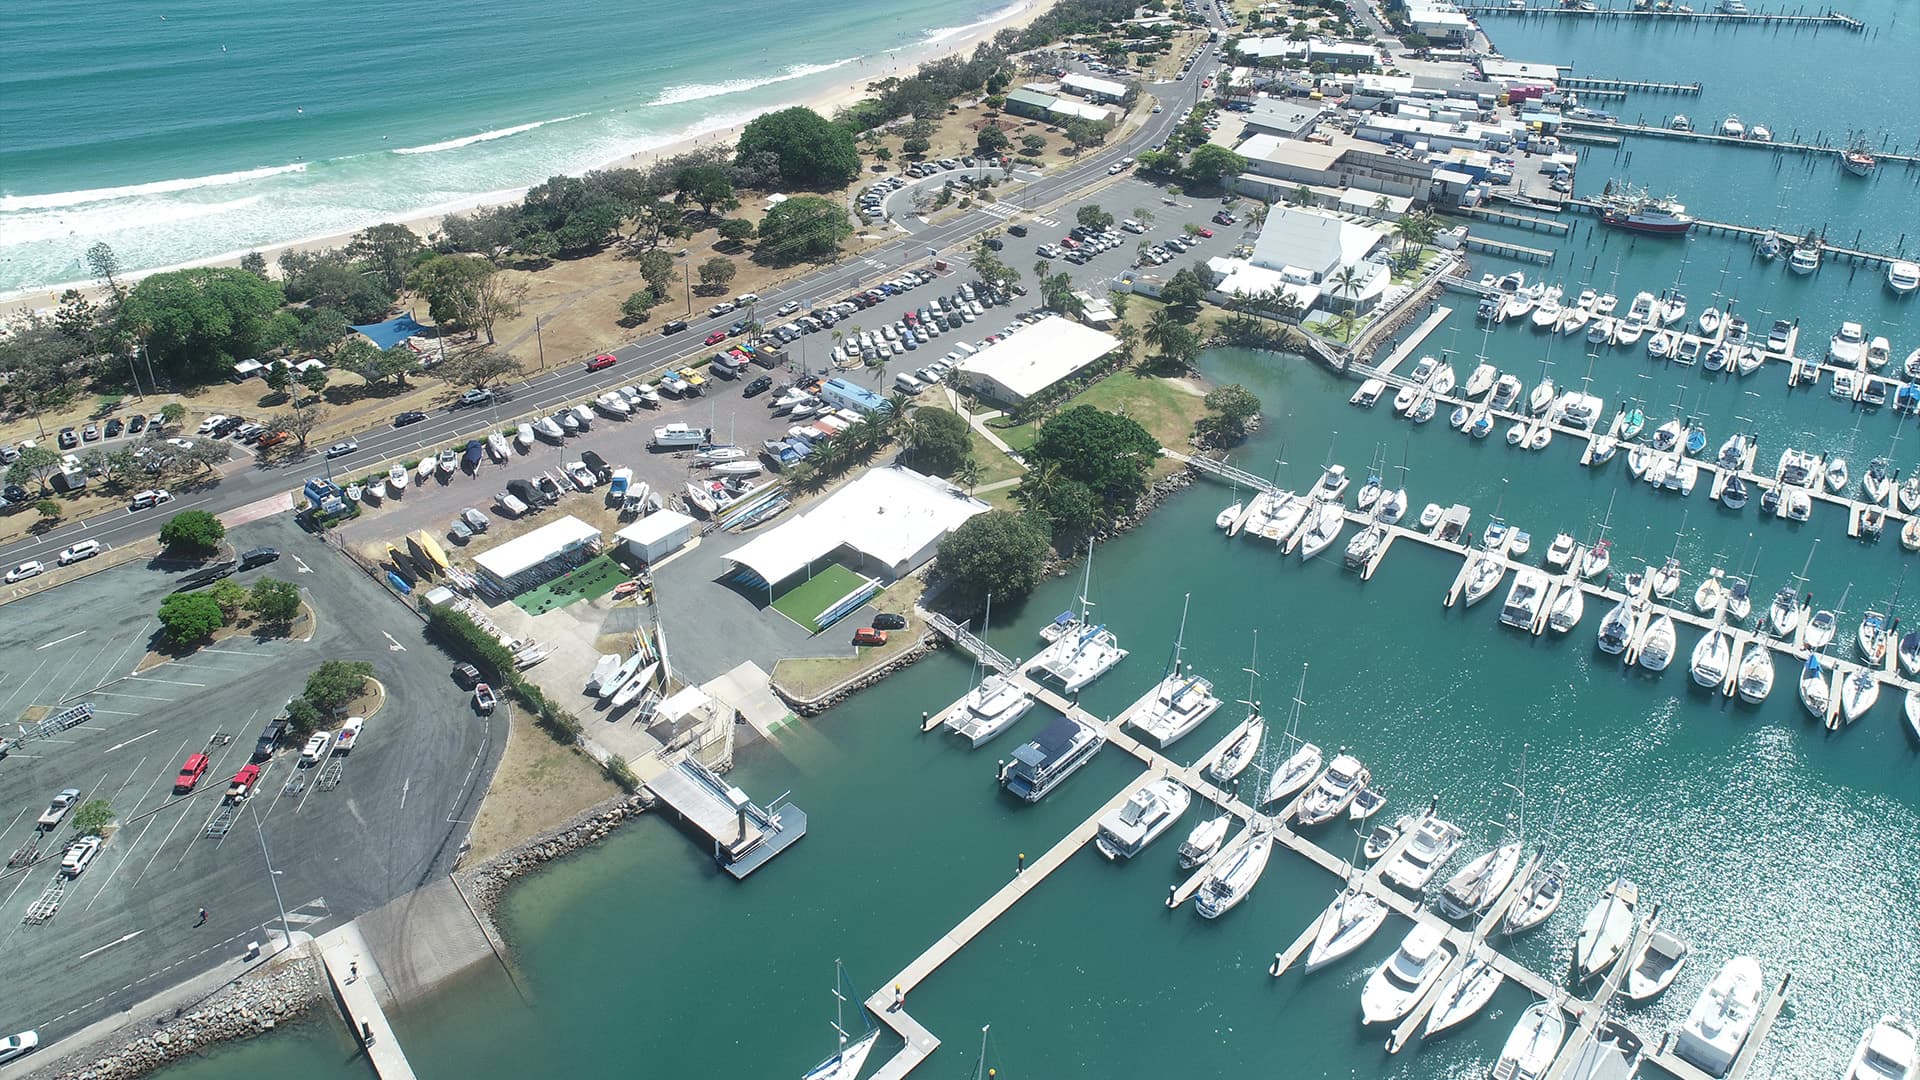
(104, 729, 159, 753)
(123, 676, 208, 687)
(77, 930, 146, 962)
(37, 630, 88, 650)
(382, 631, 406, 652)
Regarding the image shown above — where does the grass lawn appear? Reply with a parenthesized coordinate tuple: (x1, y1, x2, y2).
(966, 428, 1026, 488)
(769, 563, 875, 633)
(988, 418, 1038, 453)
(772, 578, 927, 699)
(511, 554, 630, 615)
(1074, 367, 1209, 451)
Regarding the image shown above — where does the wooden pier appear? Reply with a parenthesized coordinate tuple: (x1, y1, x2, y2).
(1558, 74, 1701, 95)
(1463, 4, 1864, 31)
(1448, 205, 1573, 236)
(1562, 117, 1920, 169)
(1462, 234, 1558, 264)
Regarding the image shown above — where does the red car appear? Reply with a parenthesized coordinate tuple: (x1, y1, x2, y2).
(1197, 227, 1215, 238)
(175, 752, 210, 793)
(852, 627, 888, 646)
(585, 353, 618, 372)
(704, 331, 728, 346)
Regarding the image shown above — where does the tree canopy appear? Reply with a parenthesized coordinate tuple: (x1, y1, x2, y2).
(903, 408, 973, 476)
(304, 659, 373, 714)
(120, 268, 287, 381)
(157, 592, 225, 646)
(756, 196, 852, 264)
(736, 107, 861, 188)
(1185, 144, 1248, 186)
(936, 511, 1051, 612)
(1021, 405, 1161, 523)
(1197, 383, 1262, 445)
(158, 509, 226, 555)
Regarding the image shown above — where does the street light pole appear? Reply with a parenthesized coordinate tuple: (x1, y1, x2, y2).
(535, 317, 546, 370)
(250, 800, 290, 956)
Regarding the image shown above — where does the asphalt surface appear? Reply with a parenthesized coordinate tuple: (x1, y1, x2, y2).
(0, 42, 1226, 579)
(0, 514, 501, 1045)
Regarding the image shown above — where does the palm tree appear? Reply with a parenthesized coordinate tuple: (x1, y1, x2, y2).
(955, 457, 983, 494)
(1371, 194, 1389, 219)
(1143, 307, 1177, 356)
(1114, 321, 1142, 365)
(1133, 207, 1155, 225)
(1246, 200, 1271, 228)
(1332, 264, 1363, 316)
(1293, 184, 1314, 208)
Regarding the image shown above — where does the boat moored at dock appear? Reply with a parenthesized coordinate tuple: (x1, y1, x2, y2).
(999, 715, 1104, 802)
(1095, 778, 1192, 860)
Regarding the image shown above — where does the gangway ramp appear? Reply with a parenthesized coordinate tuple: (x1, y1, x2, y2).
(644, 759, 806, 879)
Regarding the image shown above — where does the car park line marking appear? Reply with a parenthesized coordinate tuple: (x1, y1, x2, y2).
(104, 729, 159, 753)
(37, 630, 88, 650)
(89, 690, 180, 702)
(89, 707, 140, 716)
(0, 658, 51, 713)
(123, 676, 207, 688)
(77, 930, 146, 962)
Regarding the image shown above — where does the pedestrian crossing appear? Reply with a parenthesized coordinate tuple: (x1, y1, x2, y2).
(262, 896, 331, 939)
(977, 203, 1057, 227)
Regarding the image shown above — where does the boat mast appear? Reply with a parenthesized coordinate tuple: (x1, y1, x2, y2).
(829, 959, 851, 1050)
(972, 1025, 992, 1080)
(1077, 538, 1096, 623)
(1166, 592, 1192, 679)
(1239, 630, 1261, 719)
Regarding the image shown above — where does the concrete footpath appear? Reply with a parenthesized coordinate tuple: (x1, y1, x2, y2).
(315, 922, 418, 1080)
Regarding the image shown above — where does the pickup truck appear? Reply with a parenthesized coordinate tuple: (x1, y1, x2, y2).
(226, 764, 261, 801)
(37, 789, 81, 829)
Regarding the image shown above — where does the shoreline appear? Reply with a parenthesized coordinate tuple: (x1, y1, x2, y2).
(0, 0, 1056, 318)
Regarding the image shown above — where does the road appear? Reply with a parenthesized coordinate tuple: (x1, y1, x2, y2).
(0, 42, 1225, 579)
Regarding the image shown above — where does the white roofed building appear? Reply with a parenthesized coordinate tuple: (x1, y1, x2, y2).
(1250, 206, 1387, 284)
(953, 316, 1120, 406)
(1059, 73, 1128, 102)
(471, 515, 602, 595)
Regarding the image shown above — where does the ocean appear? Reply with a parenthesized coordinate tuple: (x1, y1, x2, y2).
(116, 2, 1920, 1079)
(0, 0, 1026, 299)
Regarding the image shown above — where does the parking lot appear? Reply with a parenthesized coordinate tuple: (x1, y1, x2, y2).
(0, 514, 501, 1045)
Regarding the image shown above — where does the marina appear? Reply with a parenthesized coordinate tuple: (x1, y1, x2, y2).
(1459, 4, 1865, 31)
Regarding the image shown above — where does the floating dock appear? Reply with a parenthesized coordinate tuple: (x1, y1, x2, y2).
(644, 758, 806, 879)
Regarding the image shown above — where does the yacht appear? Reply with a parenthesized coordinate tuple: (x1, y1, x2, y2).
(1725, 577, 1751, 622)
(1499, 568, 1549, 630)
(1465, 362, 1498, 398)
(1501, 859, 1567, 936)
(1493, 1000, 1565, 1080)
(1302, 888, 1390, 973)
(1384, 814, 1466, 892)
(1424, 948, 1504, 1038)
(1830, 321, 1867, 366)
(1436, 838, 1525, 920)
(1846, 1016, 1918, 1080)
(1298, 500, 1346, 561)
(1095, 778, 1192, 860)
(1207, 716, 1263, 784)
(1573, 877, 1639, 981)
(1490, 374, 1524, 411)
(1790, 244, 1821, 274)
(1195, 827, 1274, 918)
(1566, 1022, 1647, 1080)
(1028, 617, 1126, 694)
(649, 421, 707, 448)
(1548, 584, 1585, 634)
(1691, 628, 1733, 687)
(1343, 522, 1387, 570)
(1546, 533, 1577, 569)
(1361, 924, 1453, 1025)
(1841, 668, 1880, 726)
(999, 715, 1104, 802)
(1176, 814, 1230, 869)
(1889, 260, 1920, 296)
(1674, 956, 1765, 1078)
(1597, 598, 1632, 655)
(1769, 586, 1803, 637)
(1735, 643, 1775, 703)
(1463, 555, 1506, 607)
(1295, 753, 1369, 826)
(944, 672, 1035, 747)
(1125, 598, 1221, 747)
(1638, 614, 1677, 672)
(1624, 930, 1691, 1002)
(1801, 655, 1833, 720)
(803, 962, 879, 1080)
(1582, 539, 1612, 580)
(1720, 114, 1745, 138)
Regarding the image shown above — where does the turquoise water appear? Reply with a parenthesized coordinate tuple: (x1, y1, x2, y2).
(0, 0, 1022, 295)
(138, 5, 1920, 1080)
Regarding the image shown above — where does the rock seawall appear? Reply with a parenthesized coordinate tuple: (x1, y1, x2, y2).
(460, 795, 651, 920)
(777, 636, 941, 717)
(32, 957, 320, 1080)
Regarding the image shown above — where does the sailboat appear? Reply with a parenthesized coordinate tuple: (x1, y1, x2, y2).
(801, 961, 879, 1080)
(1501, 858, 1567, 936)
(1176, 814, 1231, 870)
(1194, 825, 1274, 918)
(1638, 614, 1678, 672)
(1840, 668, 1880, 726)
(1424, 944, 1505, 1038)
(1691, 628, 1733, 688)
(1735, 643, 1775, 703)
(1300, 831, 1390, 974)
(1493, 1000, 1566, 1080)
(1573, 877, 1639, 981)
(1206, 637, 1264, 784)
(1028, 541, 1127, 693)
(1800, 654, 1832, 720)
(1125, 594, 1221, 747)
(944, 595, 1034, 747)
(1262, 666, 1321, 807)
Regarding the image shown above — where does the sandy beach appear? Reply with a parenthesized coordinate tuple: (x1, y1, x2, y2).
(0, 0, 1058, 320)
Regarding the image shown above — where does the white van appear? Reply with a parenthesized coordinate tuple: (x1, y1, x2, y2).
(893, 373, 925, 394)
(954, 341, 979, 358)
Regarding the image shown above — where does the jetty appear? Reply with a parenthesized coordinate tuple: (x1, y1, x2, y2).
(643, 758, 806, 879)
(1557, 74, 1702, 95)
(1461, 4, 1863, 31)
(317, 923, 418, 1080)
(1561, 117, 1920, 170)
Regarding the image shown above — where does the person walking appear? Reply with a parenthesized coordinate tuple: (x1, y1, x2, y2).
(195, 907, 208, 927)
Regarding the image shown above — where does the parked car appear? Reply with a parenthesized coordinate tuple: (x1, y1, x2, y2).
(58, 427, 78, 449)
(299, 731, 330, 764)
(238, 546, 280, 568)
(59, 836, 103, 878)
(743, 375, 773, 398)
(129, 488, 173, 510)
(175, 752, 211, 793)
(57, 540, 101, 565)
(872, 613, 908, 630)
(82, 423, 100, 441)
(105, 417, 124, 438)
(852, 627, 888, 646)
(37, 789, 81, 827)
(5, 561, 45, 584)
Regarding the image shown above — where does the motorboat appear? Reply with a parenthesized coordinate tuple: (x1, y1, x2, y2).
(1383, 814, 1465, 892)
(1463, 555, 1505, 607)
(1691, 629, 1732, 687)
(1424, 948, 1504, 1038)
(1363, 817, 1404, 861)
(1597, 599, 1632, 655)
(1828, 456, 1851, 493)
(1194, 828, 1273, 918)
(1573, 877, 1639, 981)
(388, 464, 408, 493)
(1207, 717, 1263, 784)
(1674, 956, 1765, 1078)
(1582, 539, 1612, 580)
(1624, 930, 1691, 1002)
(1360, 924, 1452, 1025)
(1501, 859, 1567, 936)
(1509, 530, 1532, 557)
(1499, 569, 1549, 630)
(514, 421, 535, 451)
(1769, 586, 1802, 638)
(1860, 609, 1892, 664)
(944, 673, 1034, 747)
(1548, 584, 1585, 634)
(1546, 533, 1577, 569)
(1095, 778, 1191, 860)
(1846, 1016, 1918, 1080)
(1749, 124, 1772, 141)
(1720, 114, 1745, 137)
(1841, 668, 1880, 726)
(1493, 1000, 1565, 1080)
(1790, 244, 1821, 274)
(1889, 261, 1920, 296)
(1866, 336, 1892, 370)
(1532, 292, 1563, 331)
(1831, 321, 1868, 366)
(1736, 643, 1775, 703)
(534, 416, 565, 442)
(1350, 787, 1386, 821)
(1435, 837, 1525, 919)
(1901, 630, 1920, 677)
(1801, 655, 1832, 720)
(1295, 753, 1369, 826)
(1302, 888, 1389, 973)
(999, 715, 1104, 802)
(1863, 459, 1894, 505)
(1638, 614, 1677, 672)
(1490, 374, 1523, 411)
(486, 432, 511, 462)
(1176, 814, 1230, 869)
(1215, 503, 1242, 530)
(1805, 607, 1837, 651)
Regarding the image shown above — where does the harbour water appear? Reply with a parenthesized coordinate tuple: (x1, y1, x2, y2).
(0, 0, 1024, 296)
(136, 4, 1920, 1079)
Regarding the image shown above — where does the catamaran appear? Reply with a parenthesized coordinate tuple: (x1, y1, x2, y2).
(1673, 956, 1765, 1078)
(1194, 826, 1274, 919)
(945, 670, 1034, 748)
(1095, 778, 1192, 860)
(1028, 543, 1127, 694)
(802, 961, 879, 1080)
(1125, 594, 1221, 747)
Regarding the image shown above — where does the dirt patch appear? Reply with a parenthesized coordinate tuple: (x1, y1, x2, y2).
(462, 704, 622, 865)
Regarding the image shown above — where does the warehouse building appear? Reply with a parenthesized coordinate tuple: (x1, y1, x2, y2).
(952, 316, 1120, 406)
